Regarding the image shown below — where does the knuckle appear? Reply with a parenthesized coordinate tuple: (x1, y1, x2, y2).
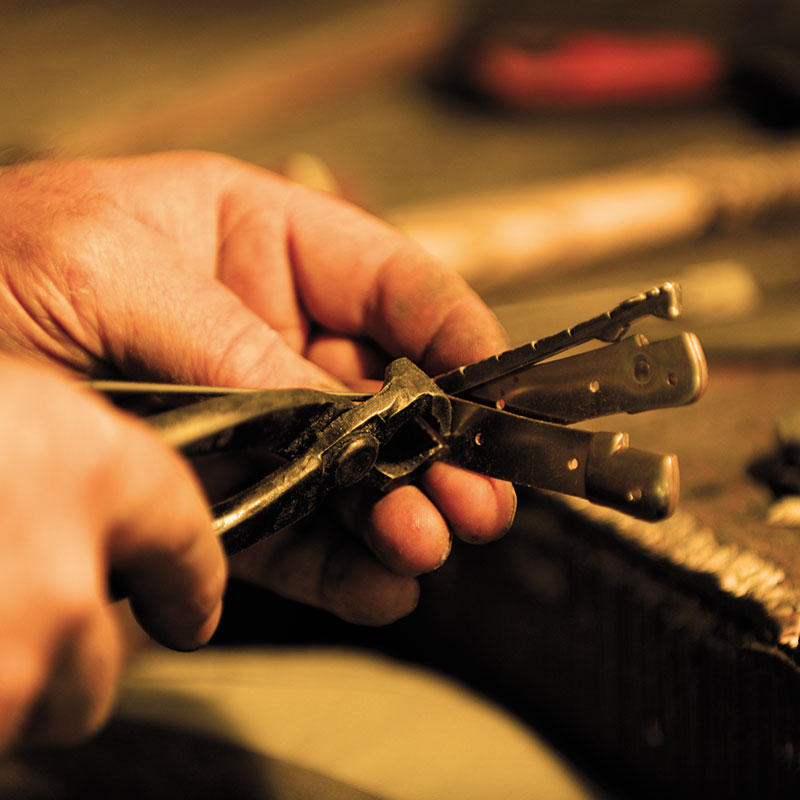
(15, 611, 122, 748)
(40, 570, 99, 628)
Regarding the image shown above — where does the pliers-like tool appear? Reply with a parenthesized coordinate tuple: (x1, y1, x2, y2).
(93, 282, 706, 555)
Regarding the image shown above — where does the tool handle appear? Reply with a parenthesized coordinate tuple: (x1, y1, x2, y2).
(446, 398, 678, 521)
(465, 332, 707, 423)
(211, 454, 323, 555)
(585, 432, 679, 520)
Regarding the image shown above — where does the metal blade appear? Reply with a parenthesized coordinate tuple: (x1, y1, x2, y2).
(463, 332, 707, 423)
(444, 398, 678, 520)
(437, 282, 681, 396)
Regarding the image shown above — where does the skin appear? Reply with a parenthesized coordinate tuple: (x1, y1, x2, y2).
(0, 151, 516, 750)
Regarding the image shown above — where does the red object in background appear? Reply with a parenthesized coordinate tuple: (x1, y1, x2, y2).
(472, 31, 723, 108)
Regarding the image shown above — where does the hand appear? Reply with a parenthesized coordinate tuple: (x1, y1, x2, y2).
(0, 356, 225, 750)
(0, 152, 516, 625)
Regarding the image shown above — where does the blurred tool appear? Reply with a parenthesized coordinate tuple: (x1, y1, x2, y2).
(282, 152, 343, 195)
(467, 29, 721, 109)
(438, 22, 800, 129)
(388, 145, 800, 292)
(492, 260, 761, 346)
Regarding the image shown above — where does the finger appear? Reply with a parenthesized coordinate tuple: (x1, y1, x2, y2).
(334, 485, 453, 577)
(0, 523, 122, 750)
(360, 485, 453, 576)
(100, 411, 228, 651)
(229, 525, 419, 626)
(19, 603, 123, 747)
(420, 463, 517, 544)
(220, 168, 510, 372)
(304, 332, 387, 383)
(97, 260, 345, 390)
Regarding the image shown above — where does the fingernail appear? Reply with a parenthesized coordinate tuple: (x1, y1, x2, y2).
(433, 532, 453, 570)
(500, 487, 518, 538)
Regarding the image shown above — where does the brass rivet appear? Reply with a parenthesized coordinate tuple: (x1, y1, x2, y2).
(634, 357, 652, 383)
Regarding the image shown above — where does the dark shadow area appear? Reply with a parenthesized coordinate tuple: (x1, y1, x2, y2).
(0, 716, 385, 800)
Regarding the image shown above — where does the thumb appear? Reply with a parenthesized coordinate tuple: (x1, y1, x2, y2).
(104, 272, 345, 390)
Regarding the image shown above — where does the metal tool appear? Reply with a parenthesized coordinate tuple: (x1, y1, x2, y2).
(93, 282, 706, 555)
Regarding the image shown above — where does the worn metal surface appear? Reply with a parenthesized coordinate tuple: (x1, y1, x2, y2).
(104, 284, 706, 550)
(463, 332, 706, 424)
(140, 358, 451, 555)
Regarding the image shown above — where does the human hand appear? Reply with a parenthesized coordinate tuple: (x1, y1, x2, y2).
(0, 356, 225, 750)
(0, 152, 516, 624)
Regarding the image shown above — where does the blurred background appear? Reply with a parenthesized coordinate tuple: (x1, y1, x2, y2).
(4, 0, 800, 350)
(4, 0, 800, 347)
(4, 2, 800, 798)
